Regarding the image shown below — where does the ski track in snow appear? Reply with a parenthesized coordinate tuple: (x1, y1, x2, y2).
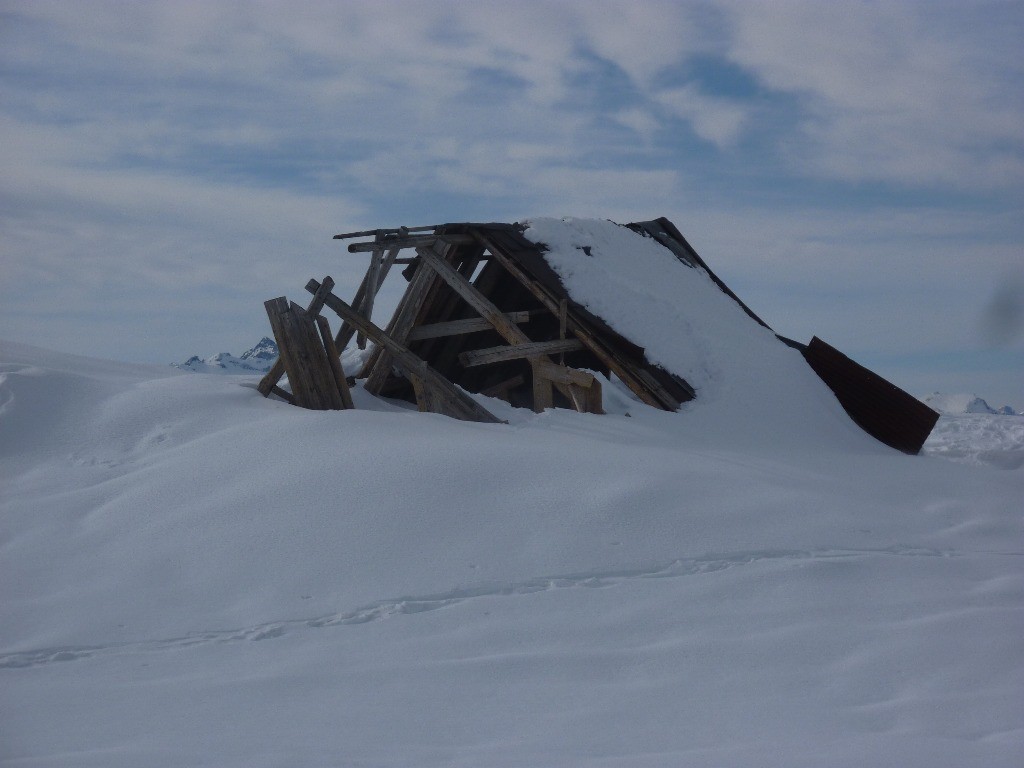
(3, 544, 1016, 671)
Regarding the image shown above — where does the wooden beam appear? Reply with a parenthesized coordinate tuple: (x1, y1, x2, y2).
(315, 314, 354, 410)
(407, 311, 531, 341)
(347, 234, 475, 252)
(333, 224, 438, 240)
(332, 245, 402, 354)
(306, 279, 503, 424)
(532, 359, 595, 388)
(356, 246, 384, 349)
(257, 276, 335, 398)
(361, 245, 450, 391)
(472, 230, 678, 411)
(459, 338, 584, 368)
(416, 245, 532, 346)
(264, 297, 343, 410)
(417, 244, 583, 413)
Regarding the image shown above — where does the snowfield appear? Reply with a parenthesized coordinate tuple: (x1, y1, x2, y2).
(2, 220, 1022, 766)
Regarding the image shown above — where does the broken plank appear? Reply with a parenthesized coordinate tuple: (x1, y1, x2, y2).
(459, 338, 584, 368)
(258, 276, 335, 397)
(407, 312, 531, 341)
(315, 314, 355, 410)
(307, 279, 503, 424)
(264, 297, 342, 410)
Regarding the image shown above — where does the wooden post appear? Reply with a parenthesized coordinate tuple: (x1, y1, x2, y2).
(257, 276, 336, 398)
(264, 297, 343, 410)
(356, 245, 384, 350)
(316, 315, 354, 410)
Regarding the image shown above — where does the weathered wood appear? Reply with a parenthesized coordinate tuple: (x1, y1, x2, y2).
(257, 276, 335, 397)
(307, 279, 503, 424)
(408, 312, 531, 341)
(315, 314, 354, 410)
(459, 338, 584, 368)
(347, 234, 475, 252)
(473, 230, 674, 410)
(264, 297, 343, 410)
(270, 385, 294, 404)
(417, 246, 532, 346)
(417, 244, 584, 413)
(331, 246, 403, 354)
(532, 360, 603, 415)
(357, 247, 384, 349)
(532, 373, 553, 411)
(361, 248, 448, 391)
(532, 359, 595, 388)
(479, 374, 525, 400)
(333, 224, 438, 240)
(558, 298, 568, 365)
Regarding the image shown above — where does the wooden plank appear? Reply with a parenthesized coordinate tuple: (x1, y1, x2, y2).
(333, 224, 438, 240)
(330, 245, 402, 354)
(408, 312, 531, 341)
(307, 279, 503, 424)
(264, 297, 342, 410)
(264, 297, 315, 408)
(472, 230, 676, 410)
(257, 276, 335, 397)
(315, 314, 354, 410)
(532, 359, 595, 388)
(417, 244, 585, 413)
(357, 247, 384, 349)
(459, 338, 584, 368)
(289, 300, 344, 411)
(361, 247, 449, 392)
(347, 234, 475, 252)
(417, 246, 532, 346)
(270, 385, 294, 404)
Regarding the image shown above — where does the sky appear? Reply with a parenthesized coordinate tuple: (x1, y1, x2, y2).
(2, 0, 1022, 406)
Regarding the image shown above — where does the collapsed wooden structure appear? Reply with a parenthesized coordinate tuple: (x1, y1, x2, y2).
(258, 218, 939, 454)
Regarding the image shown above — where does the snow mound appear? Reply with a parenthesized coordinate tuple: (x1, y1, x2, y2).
(522, 217, 874, 453)
(2, 321, 1023, 766)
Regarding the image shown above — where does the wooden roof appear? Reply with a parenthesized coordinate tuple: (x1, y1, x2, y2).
(259, 217, 938, 454)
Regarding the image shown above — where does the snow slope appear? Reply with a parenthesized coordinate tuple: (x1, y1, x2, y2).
(2, 222, 1022, 766)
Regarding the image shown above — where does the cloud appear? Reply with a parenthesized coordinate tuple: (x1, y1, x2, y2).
(1, 1, 1022, 402)
(719, 0, 1024, 189)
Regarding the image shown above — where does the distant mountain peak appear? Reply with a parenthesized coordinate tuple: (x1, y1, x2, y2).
(921, 392, 1019, 416)
(173, 338, 278, 374)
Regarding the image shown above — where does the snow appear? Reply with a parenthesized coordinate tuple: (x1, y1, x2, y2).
(2, 220, 1023, 766)
(921, 392, 1017, 416)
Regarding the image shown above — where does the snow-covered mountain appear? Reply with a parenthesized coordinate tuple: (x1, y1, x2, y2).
(921, 391, 1020, 416)
(173, 336, 278, 374)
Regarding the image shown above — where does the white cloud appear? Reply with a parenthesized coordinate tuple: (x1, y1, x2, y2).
(719, 0, 1024, 189)
(655, 84, 748, 148)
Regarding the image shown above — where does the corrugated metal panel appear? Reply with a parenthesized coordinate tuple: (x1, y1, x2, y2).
(802, 337, 939, 454)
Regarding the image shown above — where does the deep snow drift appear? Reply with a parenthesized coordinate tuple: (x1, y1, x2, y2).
(2, 220, 1022, 766)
